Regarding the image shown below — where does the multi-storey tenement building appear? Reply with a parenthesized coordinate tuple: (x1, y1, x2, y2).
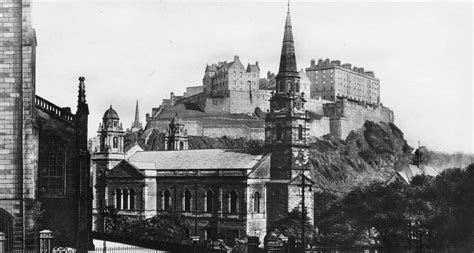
(306, 58, 381, 104)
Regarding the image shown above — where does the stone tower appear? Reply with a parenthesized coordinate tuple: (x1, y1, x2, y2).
(92, 106, 125, 232)
(0, 0, 37, 250)
(265, 6, 314, 227)
(165, 113, 188, 151)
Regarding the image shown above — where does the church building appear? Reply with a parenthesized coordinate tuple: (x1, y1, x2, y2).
(92, 5, 314, 244)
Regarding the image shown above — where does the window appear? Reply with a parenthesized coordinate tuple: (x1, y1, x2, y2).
(39, 138, 67, 195)
(206, 190, 213, 212)
(123, 189, 129, 210)
(254, 192, 261, 213)
(163, 190, 171, 211)
(130, 189, 136, 210)
(116, 189, 122, 209)
(113, 137, 118, 148)
(298, 125, 303, 140)
(184, 190, 192, 211)
(276, 124, 282, 140)
(179, 141, 184, 150)
(229, 191, 238, 213)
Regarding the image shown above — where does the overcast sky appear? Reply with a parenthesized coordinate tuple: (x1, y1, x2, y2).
(32, 0, 473, 154)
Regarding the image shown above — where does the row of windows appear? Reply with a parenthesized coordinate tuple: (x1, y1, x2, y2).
(114, 188, 137, 210)
(160, 190, 262, 214)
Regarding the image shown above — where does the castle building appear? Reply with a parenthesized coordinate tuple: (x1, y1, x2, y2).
(92, 5, 315, 245)
(0, 1, 91, 250)
(305, 58, 381, 104)
(129, 100, 143, 133)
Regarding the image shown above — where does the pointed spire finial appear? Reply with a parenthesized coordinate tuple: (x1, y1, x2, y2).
(78, 76, 86, 104)
(288, 0, 290, 13)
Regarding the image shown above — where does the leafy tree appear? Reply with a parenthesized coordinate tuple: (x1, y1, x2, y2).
(269, 208, 316, 246)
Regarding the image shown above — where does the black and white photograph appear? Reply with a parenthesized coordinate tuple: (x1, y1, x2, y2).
(0, 0, 472, 252)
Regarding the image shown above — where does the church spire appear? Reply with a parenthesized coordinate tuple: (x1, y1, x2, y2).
(277, 4, 298, 79)
(134, 99, 140, 125)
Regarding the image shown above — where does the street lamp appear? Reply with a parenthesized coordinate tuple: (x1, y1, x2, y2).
(298, 174, 312, 252)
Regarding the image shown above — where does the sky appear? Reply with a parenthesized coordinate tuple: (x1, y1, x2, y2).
(32, 0, 473, 154)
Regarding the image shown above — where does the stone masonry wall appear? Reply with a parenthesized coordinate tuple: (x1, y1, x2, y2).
(0, 0, 37, 249)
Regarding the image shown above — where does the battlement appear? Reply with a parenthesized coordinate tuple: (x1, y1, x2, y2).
(308, 58, 377, 79)
(35, 95, 75, 122)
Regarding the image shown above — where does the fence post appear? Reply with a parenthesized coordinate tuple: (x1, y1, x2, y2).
(0, 232, 6, 253)
(39, 230, 53, 253)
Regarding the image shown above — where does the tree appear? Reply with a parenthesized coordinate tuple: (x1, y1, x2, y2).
(269, 208, 316, 246)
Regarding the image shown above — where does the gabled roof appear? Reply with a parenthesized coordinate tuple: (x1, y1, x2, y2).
(392, 164, 439, 184)
(246, 63, 260, 73)
(128, 149, 264, 170)
(108, 160, 145, 178)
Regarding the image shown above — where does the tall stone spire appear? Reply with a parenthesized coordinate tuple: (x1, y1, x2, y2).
(134, 99, 140, 125)
(276, 6, 299, 79)
(130, 99, 143, 132)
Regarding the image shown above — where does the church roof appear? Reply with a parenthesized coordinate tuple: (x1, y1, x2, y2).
(128, 149, 264, 170)
(103, 105, 119, 120)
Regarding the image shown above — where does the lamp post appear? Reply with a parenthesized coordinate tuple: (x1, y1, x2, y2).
(298, 174, 312, 253)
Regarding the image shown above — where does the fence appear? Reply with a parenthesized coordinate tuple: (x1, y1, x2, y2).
(89, 246, 168, 253)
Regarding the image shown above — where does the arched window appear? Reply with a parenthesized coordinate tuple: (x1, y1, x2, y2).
(184, 190, 192, 211)
(163, 190, 171, 211)
(115, 189, 122, 209)
(279, 82, 284, 92)
(296, 82, 300, 92)
(254, 192, 261, 213)
(229, 191, 238, 213)
(113, 137, 118, 148)
(179, 141, 184, 150)
(130, 189, 136, 210)
(298, 125, 303, 140)
(0, 209, 13, 252)
(206, 190, 213, 212)
(276, 124, 282, 140)
(122, 189, 129, 210)
(39, 138, 67, 195)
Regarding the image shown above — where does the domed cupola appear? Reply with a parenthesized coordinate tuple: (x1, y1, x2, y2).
(97, 105, 125, 153)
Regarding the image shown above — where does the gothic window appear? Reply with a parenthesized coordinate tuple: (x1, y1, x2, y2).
(39, 138, 67, 195)
(184, 190, 192, 211)
(298, 125, 303, 140)
(163, 190, 171, 211)
(276, 124, 282, 140)
(254, 192, 261, 213)
(116, 189, 122, 209)
(130, 189, 136, 210)
(123, 189, 129, 210)
(229, 191, 238, 213)
(206, 190, 213, 212)
(113, 137, 118, 148)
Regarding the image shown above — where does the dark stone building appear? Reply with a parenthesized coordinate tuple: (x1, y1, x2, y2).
(0, 0, 91, 251)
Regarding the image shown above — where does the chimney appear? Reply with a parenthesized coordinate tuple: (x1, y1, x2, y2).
(255, 61, 259, 67)
(318, 59, 323, 66)
(342, 63, 351, 69)
(310, 59, 316, 67)
(234, 55, 239, 62)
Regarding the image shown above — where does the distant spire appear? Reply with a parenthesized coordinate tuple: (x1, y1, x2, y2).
(287, 0, 290, 13)
(134, 99, 140, 124)
(78, 77, 86, 104)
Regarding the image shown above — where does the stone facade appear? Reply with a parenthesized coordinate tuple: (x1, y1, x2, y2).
(0, 2, 91, 250)
(306, 58, 381, 104)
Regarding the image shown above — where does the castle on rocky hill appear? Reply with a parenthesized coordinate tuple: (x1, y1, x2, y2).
(144, 20, 394, 143)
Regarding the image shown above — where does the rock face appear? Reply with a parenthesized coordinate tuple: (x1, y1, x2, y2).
(129, 121, 413, 192)
(309, 121, 412, 192)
